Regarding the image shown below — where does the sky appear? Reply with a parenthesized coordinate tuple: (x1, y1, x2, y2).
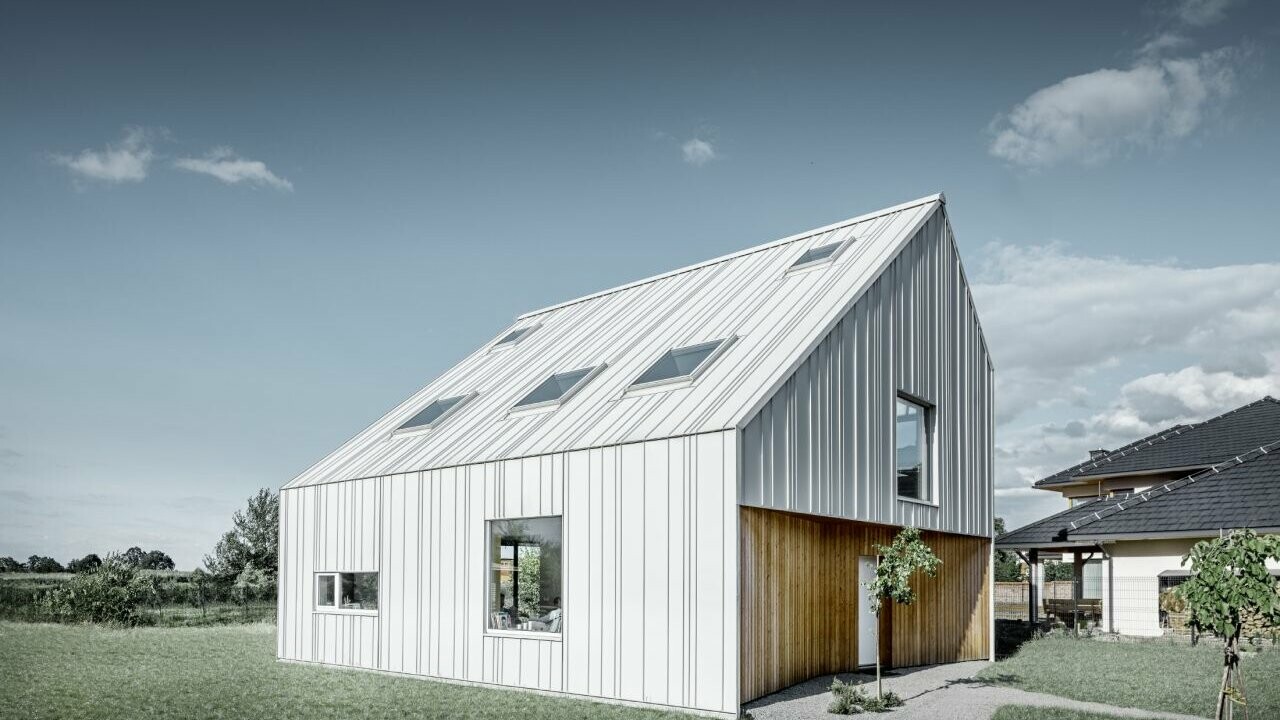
(2, 0, 1279, 569)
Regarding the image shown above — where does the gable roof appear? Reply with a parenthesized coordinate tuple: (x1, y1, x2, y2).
(1034, 397, 1280, 488)
(998, 440, 1280, 549)
(286, 194, 962, 488)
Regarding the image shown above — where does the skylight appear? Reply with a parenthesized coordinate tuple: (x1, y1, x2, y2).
(631, 338, 733, 389)
(789, 238, 850, 270)
(492, 324, 538, 350)
(395, 393, 473, 433)
(513, 366, 602, 410)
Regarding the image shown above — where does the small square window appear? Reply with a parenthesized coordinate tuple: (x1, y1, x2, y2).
(630, 337, 734, 390)
(396, 393, 474, 434)
(789, 237, 853, 271)
(512, 365, 602, 411)
(895, 395, 933, 502)
(492, 324, 539, 351)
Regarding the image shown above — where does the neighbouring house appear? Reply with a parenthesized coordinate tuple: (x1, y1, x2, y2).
(997, 397, 1280, 637)
(277, 194, 994, 717)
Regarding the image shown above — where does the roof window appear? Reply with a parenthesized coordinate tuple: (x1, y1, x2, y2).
(394, 393, 475, 435)
(630, 338, 735, 390)
(512, 365, 604, 411)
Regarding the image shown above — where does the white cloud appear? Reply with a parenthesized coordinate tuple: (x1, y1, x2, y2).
(681, 138, 716, 167)
(174, 147, 293, 191)
(976, 243, 1280, 528)
(1171, 0, 1236, 27)
(989, 47, 1240, 168)
(51, 127, 156, 184)
(973, 243, 1280, 424)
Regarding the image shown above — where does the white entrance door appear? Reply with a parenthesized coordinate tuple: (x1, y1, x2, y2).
(858, 556, 878, 667)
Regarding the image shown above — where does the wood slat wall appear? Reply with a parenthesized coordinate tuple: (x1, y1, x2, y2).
(739, 506, 990, 703)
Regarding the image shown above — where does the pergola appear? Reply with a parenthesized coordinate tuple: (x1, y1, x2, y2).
(994, 536, 1104, 627)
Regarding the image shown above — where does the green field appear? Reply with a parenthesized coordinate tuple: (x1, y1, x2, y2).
(978, 635, 1280, 718)
(0, 622, 688, 720)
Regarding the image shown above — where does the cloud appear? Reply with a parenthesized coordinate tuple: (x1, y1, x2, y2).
(989, 46, 1241, 168)
(972, 242, 1280, 424)
(1137, 32, 1192, 60)
(1171, 0, 1236, 26)
(976, 243, 1280, 528)
(174, 147, 293, 190)
(681, 138, 716, 167)
(51, 127, 156, 184)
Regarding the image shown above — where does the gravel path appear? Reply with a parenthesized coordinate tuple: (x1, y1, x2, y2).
(743, 662, 1209, 720)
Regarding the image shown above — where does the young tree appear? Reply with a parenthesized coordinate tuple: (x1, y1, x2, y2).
(864, 527, 942, 699)
(1177, 530, 1280, 720)
(205, 489, 279, 585)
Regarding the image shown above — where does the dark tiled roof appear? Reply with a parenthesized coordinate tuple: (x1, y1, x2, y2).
(999, 441, 1280, 548)
(1033, 397, 1280, 487)
(995, 497, 1125, 547)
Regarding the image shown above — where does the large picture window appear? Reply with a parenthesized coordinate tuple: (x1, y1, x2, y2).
(487, 516, 562, 634)
(895, 395, 933, 502)
(314, 572, 378, 612)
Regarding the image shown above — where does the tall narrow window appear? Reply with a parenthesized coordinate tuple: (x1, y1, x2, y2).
(487, 517, 563, 634)
(895, 395, 932, 502)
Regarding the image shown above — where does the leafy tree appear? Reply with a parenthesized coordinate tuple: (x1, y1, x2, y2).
(0, 556, 23, 573)
(205, 489, 279, 585)
(1043, 560, 1074, 581)
(118, 547, 175, 570)
(66, 553, 102, 573)
(142, 550, 175, 570)
(993, 518, 1022, 582)
(864, 527, 942, 699)
(1177, 530, 1280, 720)
(25, 555, 63, 573)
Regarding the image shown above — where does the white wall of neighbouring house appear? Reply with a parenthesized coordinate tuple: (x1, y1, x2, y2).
(1100, 538, 1280, 636)
(278, 429, 740, 717)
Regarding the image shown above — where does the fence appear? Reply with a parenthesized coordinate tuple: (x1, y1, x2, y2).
(996, 577, 1205, 639)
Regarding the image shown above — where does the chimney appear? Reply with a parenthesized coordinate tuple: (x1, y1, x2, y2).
(1089, 449, 1109, 461)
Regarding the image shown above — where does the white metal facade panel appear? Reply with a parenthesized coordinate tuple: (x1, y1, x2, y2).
(278, 430, 739, 715)
(740, 209, 994, 537)
(285, 196, 941, 489)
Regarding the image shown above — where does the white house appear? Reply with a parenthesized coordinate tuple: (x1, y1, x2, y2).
(997, 397, 1280, 637)
(277, 193, 994, 717)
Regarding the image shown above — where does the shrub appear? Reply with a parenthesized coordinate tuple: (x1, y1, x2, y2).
(42, 555, 161, 625)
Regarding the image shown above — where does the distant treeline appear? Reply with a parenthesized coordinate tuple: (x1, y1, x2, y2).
(0, 547, 175, 574)
(0, 489, 279, 626)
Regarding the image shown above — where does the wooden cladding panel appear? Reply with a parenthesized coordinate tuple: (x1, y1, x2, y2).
(739, 507, 989, 703)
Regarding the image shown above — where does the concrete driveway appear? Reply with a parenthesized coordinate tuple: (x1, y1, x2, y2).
(743, 662, 1208, 720)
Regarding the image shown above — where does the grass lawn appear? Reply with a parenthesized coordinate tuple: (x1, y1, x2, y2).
(991, 707, 1163, 720)
(978, 635, 1280, 718)
(0, 622, 689, 720)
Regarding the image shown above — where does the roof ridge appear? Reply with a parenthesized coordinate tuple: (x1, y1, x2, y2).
(1036, 395, 1279, 485)
(1066, 438, 1280, 535)
(516, 193, 944, 320)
